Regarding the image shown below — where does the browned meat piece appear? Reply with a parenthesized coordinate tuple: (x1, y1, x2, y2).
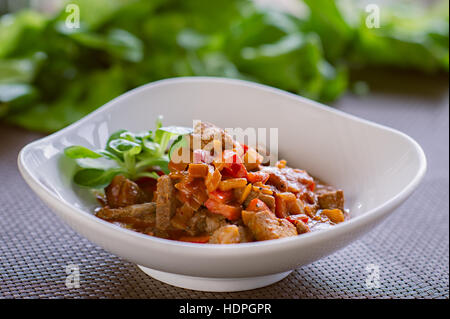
(209, 225, 254, 244)
(242, 209, 297, 241)
(238, 225, 254, 242)
(295, 220, 310, 234)
(285, 214, 310, 234)
(155, 175, 177, 230)
(96, 203, 157, 234)
(105, 175, 150, 208)
(260, 167, 287, 191)
(183, 209, 227, 236)
(260, 166, 315, 194)
(257, 194, 276, 212)
(191, 121, 236, 151)
(240, 189, 275, 212)
(96, 202, 156, 221)
(317, 190, 344, 210)
(209, 225, 241, 244)
(204, 212, 227, 233)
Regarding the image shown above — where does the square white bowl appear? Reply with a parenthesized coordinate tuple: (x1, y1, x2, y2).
(18, 77, 426, 292)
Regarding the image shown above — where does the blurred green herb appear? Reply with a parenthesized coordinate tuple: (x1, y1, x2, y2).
(64, 118, 192, 188)
(0, 0, 448, 132)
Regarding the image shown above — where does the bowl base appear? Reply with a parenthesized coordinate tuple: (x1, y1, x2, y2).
(137, 265, 292, 292)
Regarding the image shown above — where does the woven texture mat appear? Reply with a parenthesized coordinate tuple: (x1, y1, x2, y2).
(0, 72, 448, 299)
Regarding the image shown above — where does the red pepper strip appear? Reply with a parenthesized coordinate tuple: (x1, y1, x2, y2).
(286, 215, 309, 225)
(205, 199, 241, 221)
(221, 150, 248, 178)
(178, 235, 210, 243)
(246, 198, 270, 213)
(208, 189, 234, 203)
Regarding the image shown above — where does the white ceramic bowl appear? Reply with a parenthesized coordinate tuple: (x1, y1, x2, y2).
(18, 77, 426, 292)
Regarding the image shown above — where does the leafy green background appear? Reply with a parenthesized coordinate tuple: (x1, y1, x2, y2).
(0, 0, 448, 132)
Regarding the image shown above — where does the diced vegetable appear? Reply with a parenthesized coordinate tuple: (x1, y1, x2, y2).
(188, 163, 209, 178)
(205, 199, 241, 220)
(246, 198, 270, 213)
(208, 189, 233, 203)
(321, 209, 345, 223)
(221, 150, 248, 178)
(286, 215, 310, 234)
(218, 178, 247, 191)
(247, 171, 269, 184)
(205, 167, 221, 192)
(238, 184, 253, 204)
(243, 148, 263, 171)
(276, 160, 287, 169)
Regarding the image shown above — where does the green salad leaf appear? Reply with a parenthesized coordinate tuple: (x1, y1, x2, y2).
(64, 118, 192, 188)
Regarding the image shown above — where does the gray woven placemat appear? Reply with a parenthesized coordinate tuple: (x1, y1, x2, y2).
(0, 73, 448, 299)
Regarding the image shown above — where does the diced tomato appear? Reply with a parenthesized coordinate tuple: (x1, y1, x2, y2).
(223, 163, 247, 178)
(240, 143, 249, 153)
(193, 149, 212, 164)
(299, 215, 309, 224)
(208, 189, 233, 203)
(286, 216, 296, 225)
(220, 150, 248, 178)
(247, 171, 269, 184)
(178, 235, 210, 243)
(246, 198, 270, 212)
(205, 199, 241, 220)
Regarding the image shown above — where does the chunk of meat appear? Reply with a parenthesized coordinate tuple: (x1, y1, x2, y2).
(204, 199, 241, 221)
(238, 225, 254, 242)
(96, 203, 157, 234)
(242, 209, 297, 241)
(105, 175, 150, 208)
(191, 121, 236, 151)
(295, 220, 310, 234)
(155, 175, 177, 230)
(204, 212, 228, 233)
(260, 166, 315, 193)
(274, 193, 305, 218)
(182, 209, 227, 236)
(239, 188, 276, 212)
(209, 225, 241, 244)
(286, 214, 310, 234)
(317, 190, 344, 210)
(96, 202, 156, 221)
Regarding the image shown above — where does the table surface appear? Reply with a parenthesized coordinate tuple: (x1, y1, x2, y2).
(0, 71, 448, 299)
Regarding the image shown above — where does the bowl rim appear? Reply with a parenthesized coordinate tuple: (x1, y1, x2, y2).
(17, 76, 427, 252)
